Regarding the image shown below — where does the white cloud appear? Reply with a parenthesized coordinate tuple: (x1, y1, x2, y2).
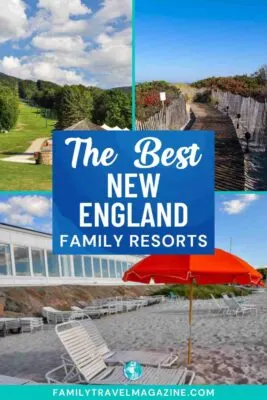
(5, 213, 34, 226)
(0, 0, 132, 87)
(0, 203, 11, 214)
(0, 195, 51, 230)
(93, 0, 131, 24)
(0, 0, 28, 43)
(0, 56, 89, 86)
(85, 27, 131, 86)
(221, 194, 259, 215)
(8, 196, 51, 218)
(37, 0, 91, 22)
(32, 34, 86, 53)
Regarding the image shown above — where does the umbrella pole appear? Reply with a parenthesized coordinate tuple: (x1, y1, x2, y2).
(187, 281, 193, 365)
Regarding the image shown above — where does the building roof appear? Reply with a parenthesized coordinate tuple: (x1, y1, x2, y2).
(64, 119, 105, 131)
(0, 223, 51, 237)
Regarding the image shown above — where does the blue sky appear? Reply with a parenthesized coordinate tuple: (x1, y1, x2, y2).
(136, 0, 267, 83)
(0, 0, 131, 88)
(0, 192, 266, 268)
(215, 193, 267, 268)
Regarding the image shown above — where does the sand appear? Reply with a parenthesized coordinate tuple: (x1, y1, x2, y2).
(0, 292, 266, 384)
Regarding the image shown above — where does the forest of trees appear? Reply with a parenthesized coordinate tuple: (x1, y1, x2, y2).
(0, 82, 19, 131)
(0, 73, 131, 130)
(192, 65, 267, 101)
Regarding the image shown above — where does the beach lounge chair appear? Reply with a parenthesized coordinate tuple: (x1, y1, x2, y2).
(71, 306, 98, 318)
(210, 295, 229, 314)
(45, 321, 195, 385)
(0, 375, 35, 385)
(42, 307, 85, 324)
(20, 317, 44, 333)
(0, 318, 21, 336)
(222, 295, 258, 316)
(61, 318, 179, 368)
(84, 305, 111, 316)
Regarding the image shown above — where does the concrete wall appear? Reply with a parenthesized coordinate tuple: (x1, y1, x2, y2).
(136, 94, 190, 131)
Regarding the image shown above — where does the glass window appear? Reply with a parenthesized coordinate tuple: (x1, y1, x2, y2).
(101, 259, 109, 278)
(60, 256, 72, 277)
(0, 243, 12, 276)
(73, 256, 83, 277)
(116, 261, 122, 278)
(122, 262, 128, 273)
(14, 246, 30, 276)
(47, 251, 60, 277)
(84, 257, 93, 277)
(93, 257, 101, 277)
(31, 249, 46, 276)
(109, 260, 116, 278)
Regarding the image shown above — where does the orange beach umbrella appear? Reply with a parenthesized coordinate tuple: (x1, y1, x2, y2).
(122, 249, 264, 364)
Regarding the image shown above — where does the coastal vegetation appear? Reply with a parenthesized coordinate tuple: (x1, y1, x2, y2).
(136, 80, 181, 121)
(192, 65, 267, 101)
(152, 284, 252, 299)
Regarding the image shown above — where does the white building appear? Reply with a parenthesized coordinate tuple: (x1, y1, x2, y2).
(0, 223, 141, 287)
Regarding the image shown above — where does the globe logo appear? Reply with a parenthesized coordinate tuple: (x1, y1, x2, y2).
(123, 361, 143, 381)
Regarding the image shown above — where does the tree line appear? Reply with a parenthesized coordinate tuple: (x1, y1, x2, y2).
(0, 73, 131, 131)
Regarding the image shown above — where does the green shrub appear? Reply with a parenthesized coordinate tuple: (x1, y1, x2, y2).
(92, 89, 131, 129)
(136, 80, 181, 121)
(192, 71, 267, 102)
(0, 84, 19, 131)
(152, 284, 251, 299)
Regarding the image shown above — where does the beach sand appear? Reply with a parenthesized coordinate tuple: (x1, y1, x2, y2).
(0, 292, 266, 384)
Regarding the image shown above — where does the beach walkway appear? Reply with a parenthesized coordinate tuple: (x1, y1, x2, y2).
(186, 103, 245, 191)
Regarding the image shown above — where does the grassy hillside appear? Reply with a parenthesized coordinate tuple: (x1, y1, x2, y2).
(0, 102, 55, 154)
(0, 101, 54, 190)
(0, 162, 51, 191)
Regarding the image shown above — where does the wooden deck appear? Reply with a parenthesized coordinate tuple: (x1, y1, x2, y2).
(187, 103, 244, 191)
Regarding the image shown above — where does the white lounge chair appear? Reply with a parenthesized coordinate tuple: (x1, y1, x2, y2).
(42, 307, 85, 324)
(84, 305, 110, 316)
(0, 318, 21, 336)
(71, 306, 96, 318)
(210, 294, 229, 314)
(20, 317, 44, 333)
(46, 321, 195, 385)
(222, 295, 258, 316)
(61, 318, 179, 368)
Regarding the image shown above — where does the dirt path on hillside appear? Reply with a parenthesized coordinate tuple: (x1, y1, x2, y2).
(1, 137, 48, 164)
